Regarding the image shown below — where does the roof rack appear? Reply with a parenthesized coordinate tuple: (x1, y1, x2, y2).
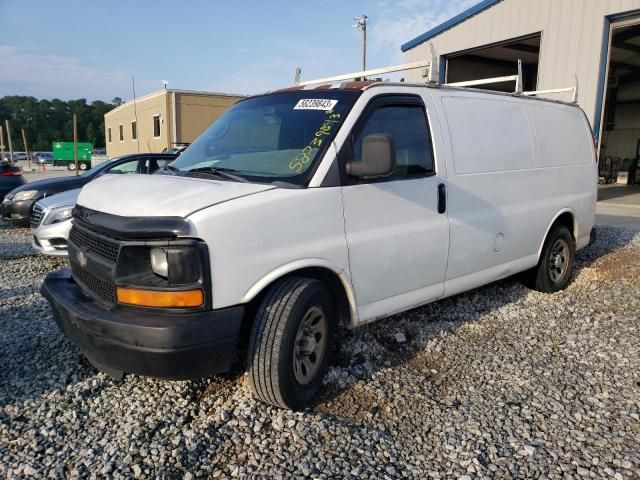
(294, 60, 434, 87)
(295, 57, 579, 104)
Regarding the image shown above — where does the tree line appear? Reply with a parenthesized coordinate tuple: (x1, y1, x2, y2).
(0, 96, 122, 152)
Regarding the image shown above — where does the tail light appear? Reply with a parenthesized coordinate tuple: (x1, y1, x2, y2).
(0, 166, 22, 176)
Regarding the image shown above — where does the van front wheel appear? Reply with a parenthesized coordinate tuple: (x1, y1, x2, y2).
(247, 277, 335, 410)
(524, 225, 575, 293)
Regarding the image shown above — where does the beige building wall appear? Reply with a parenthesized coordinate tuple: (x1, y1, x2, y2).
(104, 90, 243, 158)
(105, 91, 171, 158)
(403, 0, 640, 130)
(174, 93, 241, 144)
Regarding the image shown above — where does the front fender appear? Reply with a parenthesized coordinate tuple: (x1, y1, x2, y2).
(241, 258, 359, 327)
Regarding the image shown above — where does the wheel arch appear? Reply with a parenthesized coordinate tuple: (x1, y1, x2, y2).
(537, 209, 577, 259)
(241, 260, 358, 328)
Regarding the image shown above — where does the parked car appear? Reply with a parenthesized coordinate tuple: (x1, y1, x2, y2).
(0, 161, 25, 202)
(2, 153, 177, 226)
(41, 83, 597, 410)
(35, 152, 54, 165)
(30, 188, 80, 255)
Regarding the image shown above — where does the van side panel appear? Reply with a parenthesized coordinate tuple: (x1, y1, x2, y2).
(527, 103, 594, 168)
(526, 102, 597, 249)
(445, 97, 535, 175)
(438, 91, 596, 294)
(441, 94, 541, 286)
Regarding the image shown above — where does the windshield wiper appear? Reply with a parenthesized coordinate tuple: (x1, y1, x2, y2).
(185, 167, 249, 183)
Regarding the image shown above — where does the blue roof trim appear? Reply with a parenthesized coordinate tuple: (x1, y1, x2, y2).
(401, 0, 502, 52)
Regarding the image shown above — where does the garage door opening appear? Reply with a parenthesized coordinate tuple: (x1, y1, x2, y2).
(444, 34, 541, 92)
(600, 21, 640, 185)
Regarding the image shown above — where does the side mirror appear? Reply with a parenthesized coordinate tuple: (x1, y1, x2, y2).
(347, 134, 396, 178)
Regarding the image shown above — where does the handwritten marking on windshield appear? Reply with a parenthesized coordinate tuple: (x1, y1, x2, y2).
(289, 111, 342, 173)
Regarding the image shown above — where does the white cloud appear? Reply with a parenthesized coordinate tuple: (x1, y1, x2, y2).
(0, 45, 159, 101)
(368, 0, 479, 65)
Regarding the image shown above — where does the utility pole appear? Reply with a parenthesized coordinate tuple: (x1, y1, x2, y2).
(21, 129, 31, 171)
(0, 125, 5, 161)
(5, 120, 14, 163)
(73, 113, 79, 176)
(353, 15, 368, 72)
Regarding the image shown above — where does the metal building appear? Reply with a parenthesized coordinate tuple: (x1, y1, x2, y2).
(104, 89, 244, 158)
(402, 0, 640, 163)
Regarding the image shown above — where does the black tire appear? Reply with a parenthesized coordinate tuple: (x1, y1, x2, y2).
(79, 162, 88, 170)
(67, 163, 76, 171)
(523, 225, 575, 293)
(247, 277, 335, 410)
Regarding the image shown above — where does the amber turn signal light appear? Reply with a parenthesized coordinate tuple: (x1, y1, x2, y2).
(116, 287, 204, 308)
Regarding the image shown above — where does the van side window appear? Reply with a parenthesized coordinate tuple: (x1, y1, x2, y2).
(352, 105, 434, 178)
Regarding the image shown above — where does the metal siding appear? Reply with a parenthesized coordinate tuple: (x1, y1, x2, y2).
(403, 0, 640, 127)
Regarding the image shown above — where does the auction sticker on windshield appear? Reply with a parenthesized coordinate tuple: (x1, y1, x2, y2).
(294, 99, 338, 111)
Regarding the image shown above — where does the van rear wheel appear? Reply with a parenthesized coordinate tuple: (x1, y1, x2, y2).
(247, 277, 335, 410)
(523, 225, 575, 293)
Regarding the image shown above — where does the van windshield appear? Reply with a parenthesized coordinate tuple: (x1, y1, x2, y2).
(168, 90, 360, 186)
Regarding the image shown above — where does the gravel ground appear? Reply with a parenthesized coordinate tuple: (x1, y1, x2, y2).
(0, 220, 639, 479)
(22, 169, 79, 182)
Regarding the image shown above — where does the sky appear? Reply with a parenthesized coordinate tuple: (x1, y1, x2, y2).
(0, 0, 477, 102)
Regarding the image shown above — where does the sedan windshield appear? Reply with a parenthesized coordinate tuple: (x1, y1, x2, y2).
(168, 90, 360, 186)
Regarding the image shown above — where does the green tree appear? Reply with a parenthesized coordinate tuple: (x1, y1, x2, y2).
(86, 122, 96, 146)
(0, 96, 116, 151)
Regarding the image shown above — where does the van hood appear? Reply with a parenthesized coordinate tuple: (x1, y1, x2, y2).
(76, 174, 276, 218)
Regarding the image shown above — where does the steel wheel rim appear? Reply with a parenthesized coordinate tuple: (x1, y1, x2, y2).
(293, 306, 327, 385)
(548, 238, 569, 284)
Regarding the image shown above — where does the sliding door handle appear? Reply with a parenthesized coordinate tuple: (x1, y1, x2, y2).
(437, 183, 446, 214)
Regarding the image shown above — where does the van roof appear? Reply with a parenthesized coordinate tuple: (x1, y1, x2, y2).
(272, 81, 580, 108)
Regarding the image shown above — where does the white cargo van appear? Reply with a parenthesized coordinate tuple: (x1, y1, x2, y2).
(42, 81, 597, 409)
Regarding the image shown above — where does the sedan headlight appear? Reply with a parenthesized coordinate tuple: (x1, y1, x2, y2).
(43, 206, 74, 225)
(13, 190, 39, 201)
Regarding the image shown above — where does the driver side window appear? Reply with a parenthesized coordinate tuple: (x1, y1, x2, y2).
(106, 159, 140, 175)
(352, 104, 434, 179)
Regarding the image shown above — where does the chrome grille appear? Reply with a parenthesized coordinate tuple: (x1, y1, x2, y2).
(30, 204, 44, 229)
(70, 259, 117, 304)
(69, 225, 120, 262)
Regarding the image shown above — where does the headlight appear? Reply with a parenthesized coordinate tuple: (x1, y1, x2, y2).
(150, 248, 169, 278)
(43, 206, 73, 225)
(13, 190, 38, 201)
(115, 241, 208, 309)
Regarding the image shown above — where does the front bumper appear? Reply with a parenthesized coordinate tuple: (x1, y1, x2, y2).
(1, 198, 34, 224)
(41, 268, 245, 380)
(32, 218, 72, 256)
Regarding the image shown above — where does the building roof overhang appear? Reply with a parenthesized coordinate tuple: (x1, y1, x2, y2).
(401, 0, 503, 52)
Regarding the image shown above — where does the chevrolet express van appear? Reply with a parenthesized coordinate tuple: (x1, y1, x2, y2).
(42, 82, 597, 409)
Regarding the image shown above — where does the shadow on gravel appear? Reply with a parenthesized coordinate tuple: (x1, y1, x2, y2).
(311, 225, 637, 418)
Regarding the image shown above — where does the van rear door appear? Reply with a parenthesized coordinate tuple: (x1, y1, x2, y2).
(340, 94, 449, 322)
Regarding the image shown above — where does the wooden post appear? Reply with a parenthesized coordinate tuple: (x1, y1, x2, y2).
(73, 113, 79, 175)
(21, 129, 31, 171)
(5, 120, 14, 162)
(0, 125, 5, 161)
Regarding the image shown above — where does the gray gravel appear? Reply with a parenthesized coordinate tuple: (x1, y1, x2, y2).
(22, 168, 78, 182)
(1, 219, 639, 479)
